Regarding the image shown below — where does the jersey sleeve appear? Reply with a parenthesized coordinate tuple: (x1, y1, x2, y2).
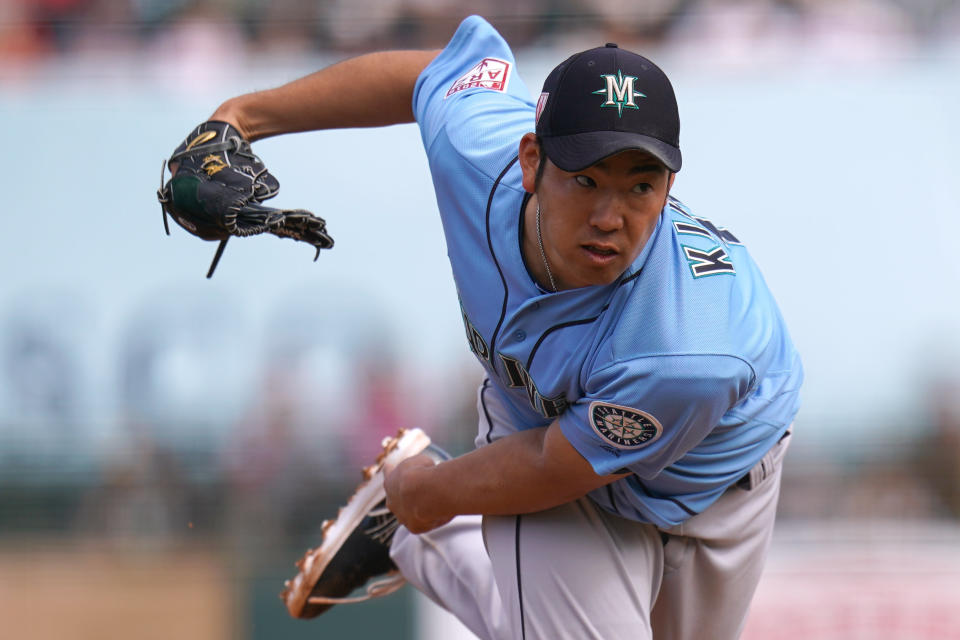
(412, 15, 535, 174)
(557, 354, 756, 479)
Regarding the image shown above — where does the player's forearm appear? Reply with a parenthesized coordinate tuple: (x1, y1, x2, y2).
(389, 425, 626, 529)
(211, 50, 440, 141)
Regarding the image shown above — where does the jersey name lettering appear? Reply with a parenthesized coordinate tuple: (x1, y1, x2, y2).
(673, 218, 741, 245)
(461, 308, 490, 361)
(499, 354, 568, 418)
(682, 245, 736, 277)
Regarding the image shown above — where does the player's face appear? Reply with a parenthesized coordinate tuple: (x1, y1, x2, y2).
(521, 138, 675, 290)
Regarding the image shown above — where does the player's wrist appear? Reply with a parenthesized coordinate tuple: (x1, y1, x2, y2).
(407, 457, 449, 521)
(209, 97, 253, 141)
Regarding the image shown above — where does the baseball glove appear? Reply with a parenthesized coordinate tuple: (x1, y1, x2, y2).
(157, 120, 334, 278)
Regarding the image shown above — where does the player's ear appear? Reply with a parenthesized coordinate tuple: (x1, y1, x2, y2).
(518, 133, 542, 193)
(660, 171, 677, 211)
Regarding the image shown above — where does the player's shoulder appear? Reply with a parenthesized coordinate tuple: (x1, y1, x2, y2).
(416, 15, 530, 116)
(578, 197, 799, 410)
(433, 15, 511, 67)
(656, 196, 773, 304)
(598, 197, 779, 363)
(414, 16, 534, 178)
(665, 196, 745, 258)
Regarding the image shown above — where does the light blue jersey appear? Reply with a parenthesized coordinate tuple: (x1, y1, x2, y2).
(413, 16, 802, 529)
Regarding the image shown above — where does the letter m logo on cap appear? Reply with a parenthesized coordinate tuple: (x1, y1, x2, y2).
(592, 70, 646, 117)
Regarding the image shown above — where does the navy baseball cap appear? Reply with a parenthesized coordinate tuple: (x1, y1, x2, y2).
(535, 43, 681, 172)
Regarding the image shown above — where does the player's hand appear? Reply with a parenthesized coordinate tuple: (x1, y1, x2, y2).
(383, 454, 452, 534)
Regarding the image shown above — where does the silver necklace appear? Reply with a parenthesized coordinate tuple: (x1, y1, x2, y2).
(535, 201, 558, 292)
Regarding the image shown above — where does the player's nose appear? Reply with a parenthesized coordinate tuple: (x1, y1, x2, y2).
(588, 194, 625, 232)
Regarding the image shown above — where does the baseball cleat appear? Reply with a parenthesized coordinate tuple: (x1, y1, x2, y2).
(280, 427, 449, 619)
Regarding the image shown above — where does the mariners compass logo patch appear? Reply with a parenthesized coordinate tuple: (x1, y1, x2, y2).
(589, 402, 662, 449)
(592, 70, 645, 116)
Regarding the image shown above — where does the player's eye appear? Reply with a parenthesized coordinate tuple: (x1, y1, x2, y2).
(632, 183, 653, 194)
(575, 175, 596, 188)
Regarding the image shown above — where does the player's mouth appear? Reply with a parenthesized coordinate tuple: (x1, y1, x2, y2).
(581, 243, 619, 265)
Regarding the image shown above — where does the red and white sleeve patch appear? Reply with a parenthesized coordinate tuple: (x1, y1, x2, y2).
(535, 92, 549, 124)
(445, 57, 511, 99)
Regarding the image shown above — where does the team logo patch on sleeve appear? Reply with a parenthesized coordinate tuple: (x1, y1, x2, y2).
(589, 402, 662, 449)
(445, 58, 511, 98)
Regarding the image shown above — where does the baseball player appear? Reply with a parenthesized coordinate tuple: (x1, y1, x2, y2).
(165, 14, 802, 640)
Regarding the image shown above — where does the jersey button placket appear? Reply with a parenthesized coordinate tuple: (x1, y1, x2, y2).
(514, 330, 526, 341)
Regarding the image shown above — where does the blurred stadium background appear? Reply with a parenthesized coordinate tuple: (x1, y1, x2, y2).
(2, 0, 959, 638)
